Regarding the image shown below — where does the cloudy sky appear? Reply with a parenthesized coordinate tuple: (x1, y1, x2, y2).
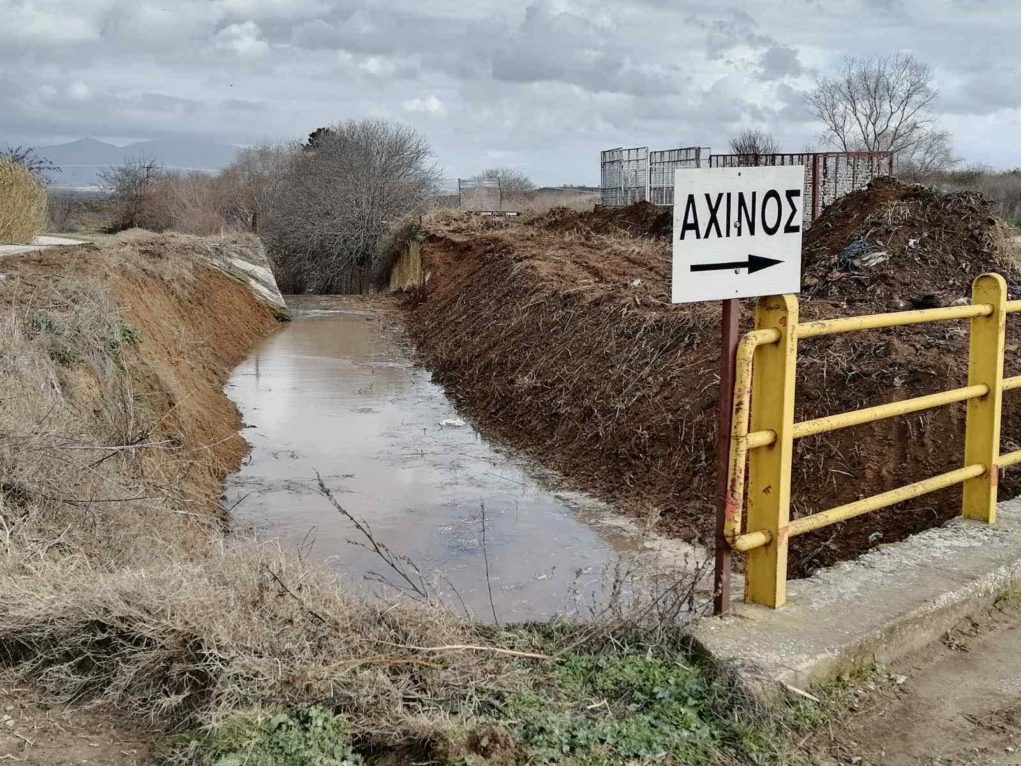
(2, 0, 1020, 185)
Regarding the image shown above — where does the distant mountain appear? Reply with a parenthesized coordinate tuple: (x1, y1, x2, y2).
(31, 138, 240, 189)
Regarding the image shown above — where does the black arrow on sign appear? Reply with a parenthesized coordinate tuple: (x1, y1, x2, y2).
(690, 254, 783, 274)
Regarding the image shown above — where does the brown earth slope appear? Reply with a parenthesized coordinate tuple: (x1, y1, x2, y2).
(0, 233, 279, 763)
(2, 234, 280, 518)
(407, 179, 1021, 576)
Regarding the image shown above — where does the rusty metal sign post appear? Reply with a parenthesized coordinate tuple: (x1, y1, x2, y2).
(713, 299, 739, 614)
(670, 165, 805, 616)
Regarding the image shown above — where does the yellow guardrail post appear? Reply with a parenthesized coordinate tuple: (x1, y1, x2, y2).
(746, 294, 798, 608)
(962, 273, 1007, 523)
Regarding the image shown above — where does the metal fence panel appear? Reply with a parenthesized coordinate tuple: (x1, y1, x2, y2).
(708, 151, 894, 225)
(600, 147, 649, 207)
(458, 178, 502, 212)
(649, 146, 711, 205)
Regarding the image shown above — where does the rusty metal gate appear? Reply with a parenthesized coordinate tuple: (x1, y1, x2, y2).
(708, 151, 894, 225)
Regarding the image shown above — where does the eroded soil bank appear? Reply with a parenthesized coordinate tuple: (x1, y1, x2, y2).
(406, 179, 1021, 577)
(0, 232, 281, 762)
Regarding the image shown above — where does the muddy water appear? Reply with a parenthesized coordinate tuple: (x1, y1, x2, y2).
(225, 296, 706, 621)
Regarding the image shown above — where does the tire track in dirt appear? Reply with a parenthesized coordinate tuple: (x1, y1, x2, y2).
(815, 598, 1021, 765)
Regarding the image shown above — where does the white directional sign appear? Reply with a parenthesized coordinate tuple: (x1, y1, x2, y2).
(671, 165, 804, 303)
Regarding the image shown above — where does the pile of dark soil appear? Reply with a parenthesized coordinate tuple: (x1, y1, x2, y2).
(802, 176, 1017, 309)
(534, 200, 673, 240)
(406, 180, 1021, 577)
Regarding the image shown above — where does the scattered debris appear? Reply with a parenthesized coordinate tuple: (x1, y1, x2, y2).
(803, 176, 1017, 308)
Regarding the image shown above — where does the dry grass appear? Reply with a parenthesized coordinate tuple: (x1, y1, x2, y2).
(501, 189, 600, 213)
(0, 545, 540, 744)
(0, 158, 47, 243)
(0, 272, 213, 567)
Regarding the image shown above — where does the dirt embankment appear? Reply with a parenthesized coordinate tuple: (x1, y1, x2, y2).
(407, 179, 1021, 576)
(1, 234, 280, 521)
(0, 233, 280, 761)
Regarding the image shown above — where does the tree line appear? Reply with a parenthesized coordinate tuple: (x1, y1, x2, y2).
(79, 122, 544, 293)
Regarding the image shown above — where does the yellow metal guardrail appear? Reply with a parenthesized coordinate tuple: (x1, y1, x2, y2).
(725, 273, 1021, 608)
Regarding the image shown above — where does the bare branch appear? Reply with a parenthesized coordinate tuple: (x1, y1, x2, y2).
(470, 167, 535, 194)
(804, 53, 955, 171)
(261, 119, 441, 293)
(727, 129, 779, 156)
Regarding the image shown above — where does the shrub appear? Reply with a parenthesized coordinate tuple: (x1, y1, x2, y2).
(214, 145, 292, 233)
(100, 159, 230, 235)
(0, 158, 47, 243)
(260, 119, 441, 294)
(100, 157, 170, 231)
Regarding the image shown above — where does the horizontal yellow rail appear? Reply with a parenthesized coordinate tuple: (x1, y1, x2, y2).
(733, 464, 990, 553)
(1001, 450, 1021, 468)
(732, 529, 770, 552)
(746, 430, 776, 449)
(722, 275, 1018, 609)
(787, 464, 986, 538)
(792, 384, 989, 439)
(797, 303, 992, 339)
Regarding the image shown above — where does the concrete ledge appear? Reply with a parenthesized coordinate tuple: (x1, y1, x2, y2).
(692, 498, 1021, 695)
(0, 235, 84, 256)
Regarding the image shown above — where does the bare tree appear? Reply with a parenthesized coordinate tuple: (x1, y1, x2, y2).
(470, 167, 535, 194)
(727, 129, 779, 156)
(260, 119, 441, 294)
(805, 53, 955, 172)
(99, 158, 167, 231)
(214, 144, 292, 232)
(1, 145, 59, 182)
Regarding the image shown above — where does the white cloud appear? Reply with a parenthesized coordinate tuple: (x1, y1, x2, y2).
(214, 20, 270, 58)
(218, 0, 329, 21)
(0, 0, 100, 45)
(4, 0, 1021, 179)
(66, 81, 92, 101)
(402, 95, 446, 117)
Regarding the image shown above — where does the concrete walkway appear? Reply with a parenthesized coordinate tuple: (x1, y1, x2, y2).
(693, 498, 1021, 694)
(0, 235, 85, 256)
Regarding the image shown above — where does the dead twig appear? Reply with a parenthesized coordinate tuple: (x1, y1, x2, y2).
(383, 642, 554, 661)
(315, 471, 434, 602)
(479, 503, 501, 627)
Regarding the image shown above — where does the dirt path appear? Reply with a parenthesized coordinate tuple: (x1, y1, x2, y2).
(815, 597, 1021, 765)
(0, 687, 155, 764)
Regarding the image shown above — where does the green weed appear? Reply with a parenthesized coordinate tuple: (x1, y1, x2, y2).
(496, 647, 791, 765)
(189, 707, 363, 766)
(115, 321, 142, 347)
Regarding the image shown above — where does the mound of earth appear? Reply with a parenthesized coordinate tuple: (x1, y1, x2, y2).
(534, 200, 673, 240)
(802, 176, 1017, 309)
(405, 182, 1021, 577)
